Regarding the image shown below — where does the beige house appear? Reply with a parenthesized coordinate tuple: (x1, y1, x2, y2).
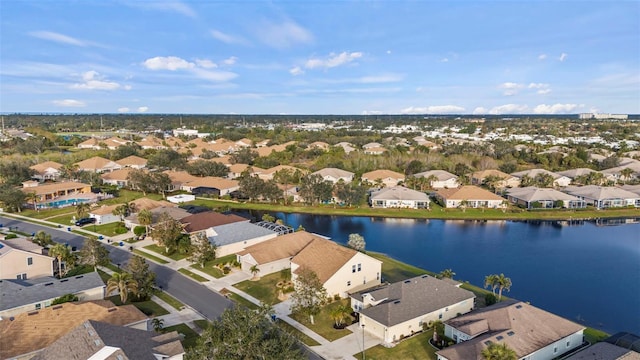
(0, 300, 149, 360)
(115, 155, 148, 169)
(471, 169, 521, 189)
(100, 168, 133, 187)
(311, 167, 355, 184)
(0, 237, 53, 280)
(414, 170, 459, 189)
(362, 169, 405, 188)
(136, 135, 166, 149)
(438, 300, 585, 360)
(511, 168, 572, 187)
(77, 137, 129, 150)
(163, 170, 199, 191)
(352, 275, 475, 344)
(435, 185, 506, 209)
(181, 177, 240, 195)
(21, 181, 92, 203)
(309, 141, 330, 150)
(258, 165, 306, 181)
(227, 164, 264, 179)
(370, 186, 430, 209)
(74, 156, 122, 173)
(363, 147, 388, 155)
(506, 187, 586, 209)
(29, 161, 64, 182)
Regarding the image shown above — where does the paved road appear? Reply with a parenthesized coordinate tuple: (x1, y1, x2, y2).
(0, 216, 233, 320)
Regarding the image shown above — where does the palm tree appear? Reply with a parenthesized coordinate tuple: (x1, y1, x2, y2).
(76, 202, 90, 219)
(481, 342, 517, 360)
(250, 265, 260, 279)
(329, 305, 351, 328)
(25, 191, 39, 211)
(49, 243, 72, 278)
(438, 269, 456, 279)
(484, 274, 498, 295)
(106, 272, 138, 303)
(137, 209, 152, 234)
(151, 318, 165, 333)
(459, 199, 469, 213)
(620, 168, 634, 184)
(496, 273, 512, 301)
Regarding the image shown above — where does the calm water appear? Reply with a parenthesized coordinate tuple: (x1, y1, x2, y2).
(247, 211, 640, 334)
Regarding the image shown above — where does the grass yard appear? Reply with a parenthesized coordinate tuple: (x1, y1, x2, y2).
(220, 288, 259, 309)
(144, 244, 187, 261)
(106, 295, 170, 317)
(103, 263, 122, 273)
(133, 249, 170, 264)
(368, 252, 432, 283)
(23, 208, 75, 220)
(276, 320, 321, 347)
(47, 214, 76, 226)
(91, 221, 129, 237)
(234, 272, 284, 305)
(355, 329, 437, 360)
(194, 319, 211, 331)
(178, 268, 208, 282)
(63, 265, 95, 278)
(584, 327, 609, 344)
(97, 269, 112, 283)
(190, 263, 224, 278)
(290, 299, 354, 342)
(154, 291, 185, 310)
(161, 323, 200, 349)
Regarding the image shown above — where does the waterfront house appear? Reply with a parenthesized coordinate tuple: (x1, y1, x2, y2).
(414, 170, 459, 189)
(369, 186, 430, 209)
(437, 300, 585, 360)
(362, 169, 405, 188)
(435, 185, 506, 209)
(470, 169, 521, 189)
(20, 181, 92, 206)
(352, 275, 475, 344)
(181, 176, 240, 196)
(29, 161, 63, 182)
(0, 237, 54, 280)
(74, 156, 122, 173)
(311, 168, 355, 184)
(565, 341, 640, 360)
(511, 169, 571, 187)
(563, 185, 640, 209)
(506, 187, 586, 209)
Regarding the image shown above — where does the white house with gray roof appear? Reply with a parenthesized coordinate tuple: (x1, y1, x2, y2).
(511, 169, 572, 187)
(563, 185, 640, 209)
(0, 272, 105, 318)
(369, 186, 430, 209)
(207, 221, 278, 257)
(506, 187, 586, 209)
(311, 167, 355, 184)
(414, 170, 459, 189)
(351, 275, 475, 344)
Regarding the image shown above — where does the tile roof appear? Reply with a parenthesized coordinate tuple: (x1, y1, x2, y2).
(291, 237, 358, 283)
(183, 176, 239, 190)
(29, 161, 64, 173)
(563, 185, 639, 201)
(436, 185, 504, 201)
(362, 169, 405, 181)
(565, 342, 640, 360)
(262, 165, 306, 175)
(0, 300, 147, 359)
(370, 186, 429, 201)
(354, 275, 475, 327)
(470, 169, 514, 181)
(0, 237, 45, 255)
(100, 168, 133, 181)
(437, 300, 585, 360)
(237, 231, 319, 264)
(115, 155, 148, 167)
(208, 222, 277, 247)
(162, 170, 199, 184)
(74, 156, 120, 171)
(556, 168, 600, 179)
(511, 168, 564, 179)
(311, 167, 354, 179)
(20, 181, 91, 195)
(180, 211, 248, 233)
(506, 187, 581, 202)
(414, 170, 458, 181)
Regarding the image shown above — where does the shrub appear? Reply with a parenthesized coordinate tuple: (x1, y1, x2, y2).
(334, 294, 341, 301)
(5, 233, 17, 239)
(51, 293, 78, 305)
(133, 226, 146, 236)
(223, 266, 231, 274)
(485, 293, 497, 306)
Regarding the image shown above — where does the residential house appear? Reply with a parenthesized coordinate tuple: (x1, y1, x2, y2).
(308, 141, 330, 150)
(77, 137, 128, 150)
(0, 237, 53, 280)
(506, 187, 586, 209)
(352, 275, 475, 344)
(20, 181, 92, 206)
(563, 185, 640, 209)
(362, 169, 405, 188)
(414, 170, 459, 189)
(362, 142, 382, 149)
(115, 155, 148, 169)
(258, 165, 306, 181)
(227, 164, 264, 179)
(74, 156, 122, 173)
(470, 169, 520, 189)
(565, 342, 640, 360)
(100, 168, 133, 187)
(0, 272, 105, 319)
(557, 168, 602, 181)
(29, 161, 63, 182)
(200, 222, 278, 257)
(437, 300, 585, 360)
(235, 138, 253, 148)
(621, 184, 640, 196)
(511, 168, 572, 187)
(124, 206, 191, 229)
(238, 231, 382, 298)
(136, 135, 166, 150)
(88, 204, 122, 225)
(163, 170, 199, 192)
(180, 211, 247, 235)
(311, 167, 355, 184)
(435, 185, 506, 209)
(0, 300, 149, 360)
(255, 141, 296, 157)
(181, 177, 240, 196)
(363, 147, 388, 155)
(255, 139, 270, 148)
(370, 186, 430, 209)
(601, 159, 640, 183)
(334, 142, 356, 154)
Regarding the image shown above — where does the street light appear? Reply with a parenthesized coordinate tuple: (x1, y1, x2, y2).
(361, 323, 365, 360)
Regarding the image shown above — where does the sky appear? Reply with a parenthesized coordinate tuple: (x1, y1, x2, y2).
(1, 1, 638, 115)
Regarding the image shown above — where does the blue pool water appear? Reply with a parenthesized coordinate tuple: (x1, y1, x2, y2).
(43, 198, 89, 208)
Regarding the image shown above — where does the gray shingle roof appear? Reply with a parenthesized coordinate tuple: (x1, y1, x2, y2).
(506, 187, 580, 202)
(0, 272, 104, 311)
(370, 186, 430, 202)
(354, 275, 475, 327)
(209, 222, 277, 247)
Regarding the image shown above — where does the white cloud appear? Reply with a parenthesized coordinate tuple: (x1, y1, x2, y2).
(440, 58, 449, 62)
(195, 59, 217, 68)
(53, 99, 85, 107)
(533, 103, 578, 114)
(117, 107, 130, 113)
(499, 82, 524, 96)
(190, 68, 237, 82)
(222, 56, 238, 65)
(257, 20, 313, 48)
(358, 74, 404, 83)
(143, 56, 195, 70)
(537, 89, 552, 95)
(473, 107, 488, 115)
(488, 104, 529, 115)
(28, 31, 87, 46)
(362, 110, 384, 115)
(289, 66, 304, 76)
(538, 54, 547, 60)
(386, 50, 392, 54)
(71, 71, 124, 90)
(528, 83, 548, 89)
(400, 105, 465, 114)
(210, 30, 245, 44)
(141, 1, 196, 18)
(137, 106, 149, 113)
(559, 53, 568, 62)
(305, 52, 363, 70)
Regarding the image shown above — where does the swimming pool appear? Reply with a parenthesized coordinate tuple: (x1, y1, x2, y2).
(42, 198, 90, 208)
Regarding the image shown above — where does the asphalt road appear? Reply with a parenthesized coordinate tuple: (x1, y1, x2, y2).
(0, 216, 233, 320)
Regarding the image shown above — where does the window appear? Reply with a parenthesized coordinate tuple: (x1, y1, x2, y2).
(347, 281, 351, 286)
(352, 265, 356, 273)
(357, 263, 361, 272)
(27, 257, 33, 266)
(566, 340, 571, 347)
(439, 313, 443, 319)
(16, 273, 27, 280)
(376, 272, 380, 280)
(35, 303, 41, 310)
(553, 346, 558, 354)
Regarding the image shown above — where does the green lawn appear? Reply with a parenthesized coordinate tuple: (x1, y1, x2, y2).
(23, 208, 76, 220)
(290, 299, 353, 342)
(48, 214, 77, 226)
(144, 244, 187, 261)
(355, 329, 437, 360)
(220, 288, 259, 309)
(154, 291, 185, 310)
(194, 319, 211, 331)
(103, 263, 122, 273)
(190, 263, 224, 278)
(133, 249, 170, 264)
(210, 254, 237, 266)
(92, 221, 129, 237)
(162, 323, 200, 349)
(97, 269, 112, 283)
(178, 268, 209, 282)
(276, 320, 322, 347)
(368, 252, 432, 283)
(106, 295, 170, 317)
(63, 265, 95, 278)
(234, 272, 285, 305)
(584, 327, 609, 344)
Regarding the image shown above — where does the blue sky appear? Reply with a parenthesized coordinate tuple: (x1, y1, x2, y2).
(1, 1, 638, 115)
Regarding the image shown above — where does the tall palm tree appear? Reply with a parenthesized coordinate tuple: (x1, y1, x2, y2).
(137, 209, 152, 234)
(76, 202, 91, 219)
(438, 269, 456, 279)
(106, 272, 138, 303)
(25, 191, 39, 211)
(250, 265, 260, 279)
(496, 273, 512, 301)
(484, 274, 498, 295)
(329, 305, 351, 328)
(481, 342, 517, 360)
(49, 243, 72, 278)
(620, 168, 634, 184)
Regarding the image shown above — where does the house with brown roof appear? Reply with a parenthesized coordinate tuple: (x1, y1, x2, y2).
(228, 164, 265, 179)
(435, 185, 506, 209)
(352, 275, 475, 344)
(0, 300, 149, 359)
(115, 155, 148, 169)
(163, 170, 199, 191)
(235, 138, 253, 147)
(124, 206, 191, 229)
(362, 169, 405, 188)
(21, 181, 92, 204)
(471, 169, 521, 189)
(257, 165, 306, 181)
(100, 167, 133, 187)
(136, 135, 166, 150)
(74, 156, 121, 173)
(77, 137, 129, 150)
(181, 177, 240, 196)
(29, 161, 63, 182)
(437, 300, 585, 360)
(238, 231, 382, 298)
(0, 237, 53, 280)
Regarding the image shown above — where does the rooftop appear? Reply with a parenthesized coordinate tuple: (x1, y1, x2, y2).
(180, 211, 248, 233)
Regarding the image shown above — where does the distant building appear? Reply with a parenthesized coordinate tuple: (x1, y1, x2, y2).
(579, 113, 628, 120)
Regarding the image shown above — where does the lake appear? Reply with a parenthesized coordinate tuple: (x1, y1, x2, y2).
(245, 211, 640, 334)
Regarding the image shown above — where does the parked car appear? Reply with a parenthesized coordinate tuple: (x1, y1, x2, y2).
(75, 217, 96, 226)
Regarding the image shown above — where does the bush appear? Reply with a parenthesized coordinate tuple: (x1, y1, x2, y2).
(223, 266, 231, 274)
(333, 294, 341, 301)
(133, 226, 146, 236)
(485, 293, 497, 306)
(5, 233, 17, 239)
(52, 293, 79, 305)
